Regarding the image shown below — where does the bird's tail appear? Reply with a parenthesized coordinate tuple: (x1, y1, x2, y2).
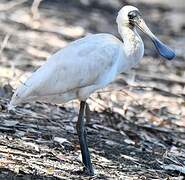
(8, 83, 29, 110)
(8, 92, 22, 110)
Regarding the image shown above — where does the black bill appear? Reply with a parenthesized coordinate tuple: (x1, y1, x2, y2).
(134, 18, 175, 60)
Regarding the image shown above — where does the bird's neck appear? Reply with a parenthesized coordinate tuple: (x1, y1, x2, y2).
(118, 25, 144, 62)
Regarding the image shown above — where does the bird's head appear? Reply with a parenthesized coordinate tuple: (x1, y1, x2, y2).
(116, 5, 175, 60)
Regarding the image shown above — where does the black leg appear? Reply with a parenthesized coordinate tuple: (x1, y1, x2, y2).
(85, 103, 91, 124)
(76, 101, 94, 176)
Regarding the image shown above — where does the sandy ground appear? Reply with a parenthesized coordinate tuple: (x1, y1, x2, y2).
(0, 0, 185, 179)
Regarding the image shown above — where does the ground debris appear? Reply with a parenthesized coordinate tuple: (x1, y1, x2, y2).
(0, 0, 184, 179)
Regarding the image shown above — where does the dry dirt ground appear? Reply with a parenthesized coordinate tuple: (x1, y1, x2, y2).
(0, 0, 185, 179)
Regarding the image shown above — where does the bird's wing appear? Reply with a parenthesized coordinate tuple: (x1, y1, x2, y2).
(10, 34, 122, 106)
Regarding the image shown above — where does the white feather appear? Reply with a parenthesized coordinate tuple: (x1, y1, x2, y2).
(9, 6, 144, 108)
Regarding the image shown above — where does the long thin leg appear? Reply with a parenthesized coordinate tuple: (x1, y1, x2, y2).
(76, 101, 94, 176)
(85, 103, 91, 124)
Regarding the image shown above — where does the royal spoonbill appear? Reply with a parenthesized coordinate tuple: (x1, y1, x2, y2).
(9, 5, 175, 176)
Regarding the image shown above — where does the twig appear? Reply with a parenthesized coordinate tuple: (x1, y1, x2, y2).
(0, 145, 45, 158)
(161, 164, 185, 174)
(135, 73, 185, 86)
(136, 124, 184, 134)
(31, 0, 43, 20)
(0, 0, 28, 11)
(0, 33, 10, 57)
(89, 96, 109, 110)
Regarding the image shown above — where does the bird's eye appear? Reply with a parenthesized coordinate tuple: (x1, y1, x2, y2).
(128, 11, 138, 19)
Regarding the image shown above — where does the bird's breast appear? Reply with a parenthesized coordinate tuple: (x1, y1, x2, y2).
(124, 37, 144, 67)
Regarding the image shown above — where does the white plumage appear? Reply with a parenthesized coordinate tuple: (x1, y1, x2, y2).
(9, 5, 175, 176)
(10, 6, 146, 107)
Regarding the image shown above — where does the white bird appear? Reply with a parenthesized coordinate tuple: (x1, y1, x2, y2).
(9, 5, 175, 176)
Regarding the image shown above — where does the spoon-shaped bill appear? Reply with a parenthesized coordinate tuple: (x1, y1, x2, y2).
(152, 38, 175, 60)
(135, 19, 175, 60)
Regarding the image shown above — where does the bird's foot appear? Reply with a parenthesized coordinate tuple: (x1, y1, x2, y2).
(83, 166, 94, 176)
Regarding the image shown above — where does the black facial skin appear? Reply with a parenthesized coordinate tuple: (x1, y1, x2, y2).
(128, 10, 142, 26)
(128, 10, 138, 19)
(128, 10, 175, 60)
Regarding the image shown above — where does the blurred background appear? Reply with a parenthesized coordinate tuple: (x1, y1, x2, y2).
(0, 0, 185, 179)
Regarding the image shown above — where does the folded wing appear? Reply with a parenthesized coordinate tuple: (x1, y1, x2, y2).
(10, 34, 122, 106)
